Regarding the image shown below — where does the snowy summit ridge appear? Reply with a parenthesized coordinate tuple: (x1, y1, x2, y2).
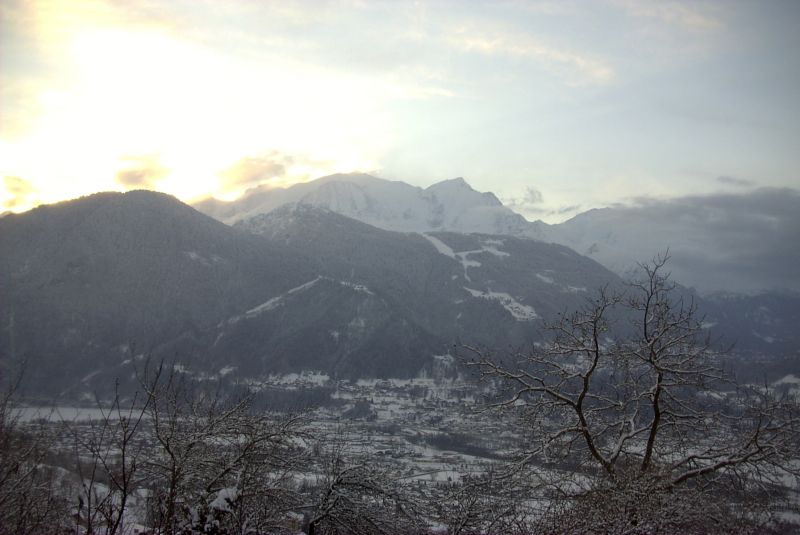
(194, 172, 799, 294)
(195, 173, 547, 238)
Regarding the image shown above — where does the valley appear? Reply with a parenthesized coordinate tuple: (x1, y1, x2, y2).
(1, 175, 798, 533)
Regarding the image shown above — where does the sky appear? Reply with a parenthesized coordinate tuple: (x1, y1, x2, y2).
(1, 0, 798, 223)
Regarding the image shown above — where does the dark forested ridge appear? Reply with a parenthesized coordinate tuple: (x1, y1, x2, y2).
(0, 191, 317, 394)
(1, 191, 797, 398)
(1, 192, 619, 396)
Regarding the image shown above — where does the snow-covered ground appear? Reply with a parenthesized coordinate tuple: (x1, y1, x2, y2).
(463, 287, 538, 320)
(422, 233, 512, 282)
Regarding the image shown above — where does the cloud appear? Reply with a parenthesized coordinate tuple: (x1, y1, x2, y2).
(572, 188, 800, 292)
(524, 204, 582, 217)
(4, 175, 34, 197)
(610, 0, 722, 31)
(447, 26, 614, 85)
(524, 186, 544, 205)
(503, 186, 544, 212)
(115, 156, 168, 188)
(219, 152, 293, 190)
(556, 204, 581, 214)
(2, 176, 37, 210)
(716, 175, 754, 187)
(503, 187, 582, 220)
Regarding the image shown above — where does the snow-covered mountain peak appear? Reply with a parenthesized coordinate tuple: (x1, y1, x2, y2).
(425, 177, 503, 208)
(427, 176, 470, 190)
(314, 172, 384, 186)
(196, 172, 546, 238)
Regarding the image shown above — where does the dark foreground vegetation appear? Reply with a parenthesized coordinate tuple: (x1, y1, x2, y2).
(1, 258, 798, 534)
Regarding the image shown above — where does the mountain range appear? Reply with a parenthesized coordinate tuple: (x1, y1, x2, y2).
(196, 174, 548, 239)
(197, 173, 800, 294)
(1, 175, 797, 398)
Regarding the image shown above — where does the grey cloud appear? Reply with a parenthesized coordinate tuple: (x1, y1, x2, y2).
(573, 187, 800, 292)
(524, 186, 544, 205)
(115, 156, 168, 188)
(717, 175, 754, 187)
(503, 188, 583, 219)
(220, 152, 293, 189)
(524, 204, 582, 216)
(556, 204, 581, 214)
(503, 186, 544, 210)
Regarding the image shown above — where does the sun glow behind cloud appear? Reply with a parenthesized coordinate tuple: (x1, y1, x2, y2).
(0, 0, 392, 210)
(2, 0, 798, 222)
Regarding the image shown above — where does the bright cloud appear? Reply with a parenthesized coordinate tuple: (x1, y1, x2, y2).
(0, 0, 394, 207)
(115, 156, 169, 189)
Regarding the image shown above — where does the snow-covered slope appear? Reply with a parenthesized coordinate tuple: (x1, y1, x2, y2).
(195, 173, 549, 239)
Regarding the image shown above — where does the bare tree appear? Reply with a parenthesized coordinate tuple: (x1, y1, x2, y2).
(194, 405, 308, 534)
(430, 471, 534, 535)
(63, 381, 150, 535)
(139, 360, 307, 534)
(303, 426, 423, 535)
(0, 365, 70, 535)
(469, 255, 800, 533)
